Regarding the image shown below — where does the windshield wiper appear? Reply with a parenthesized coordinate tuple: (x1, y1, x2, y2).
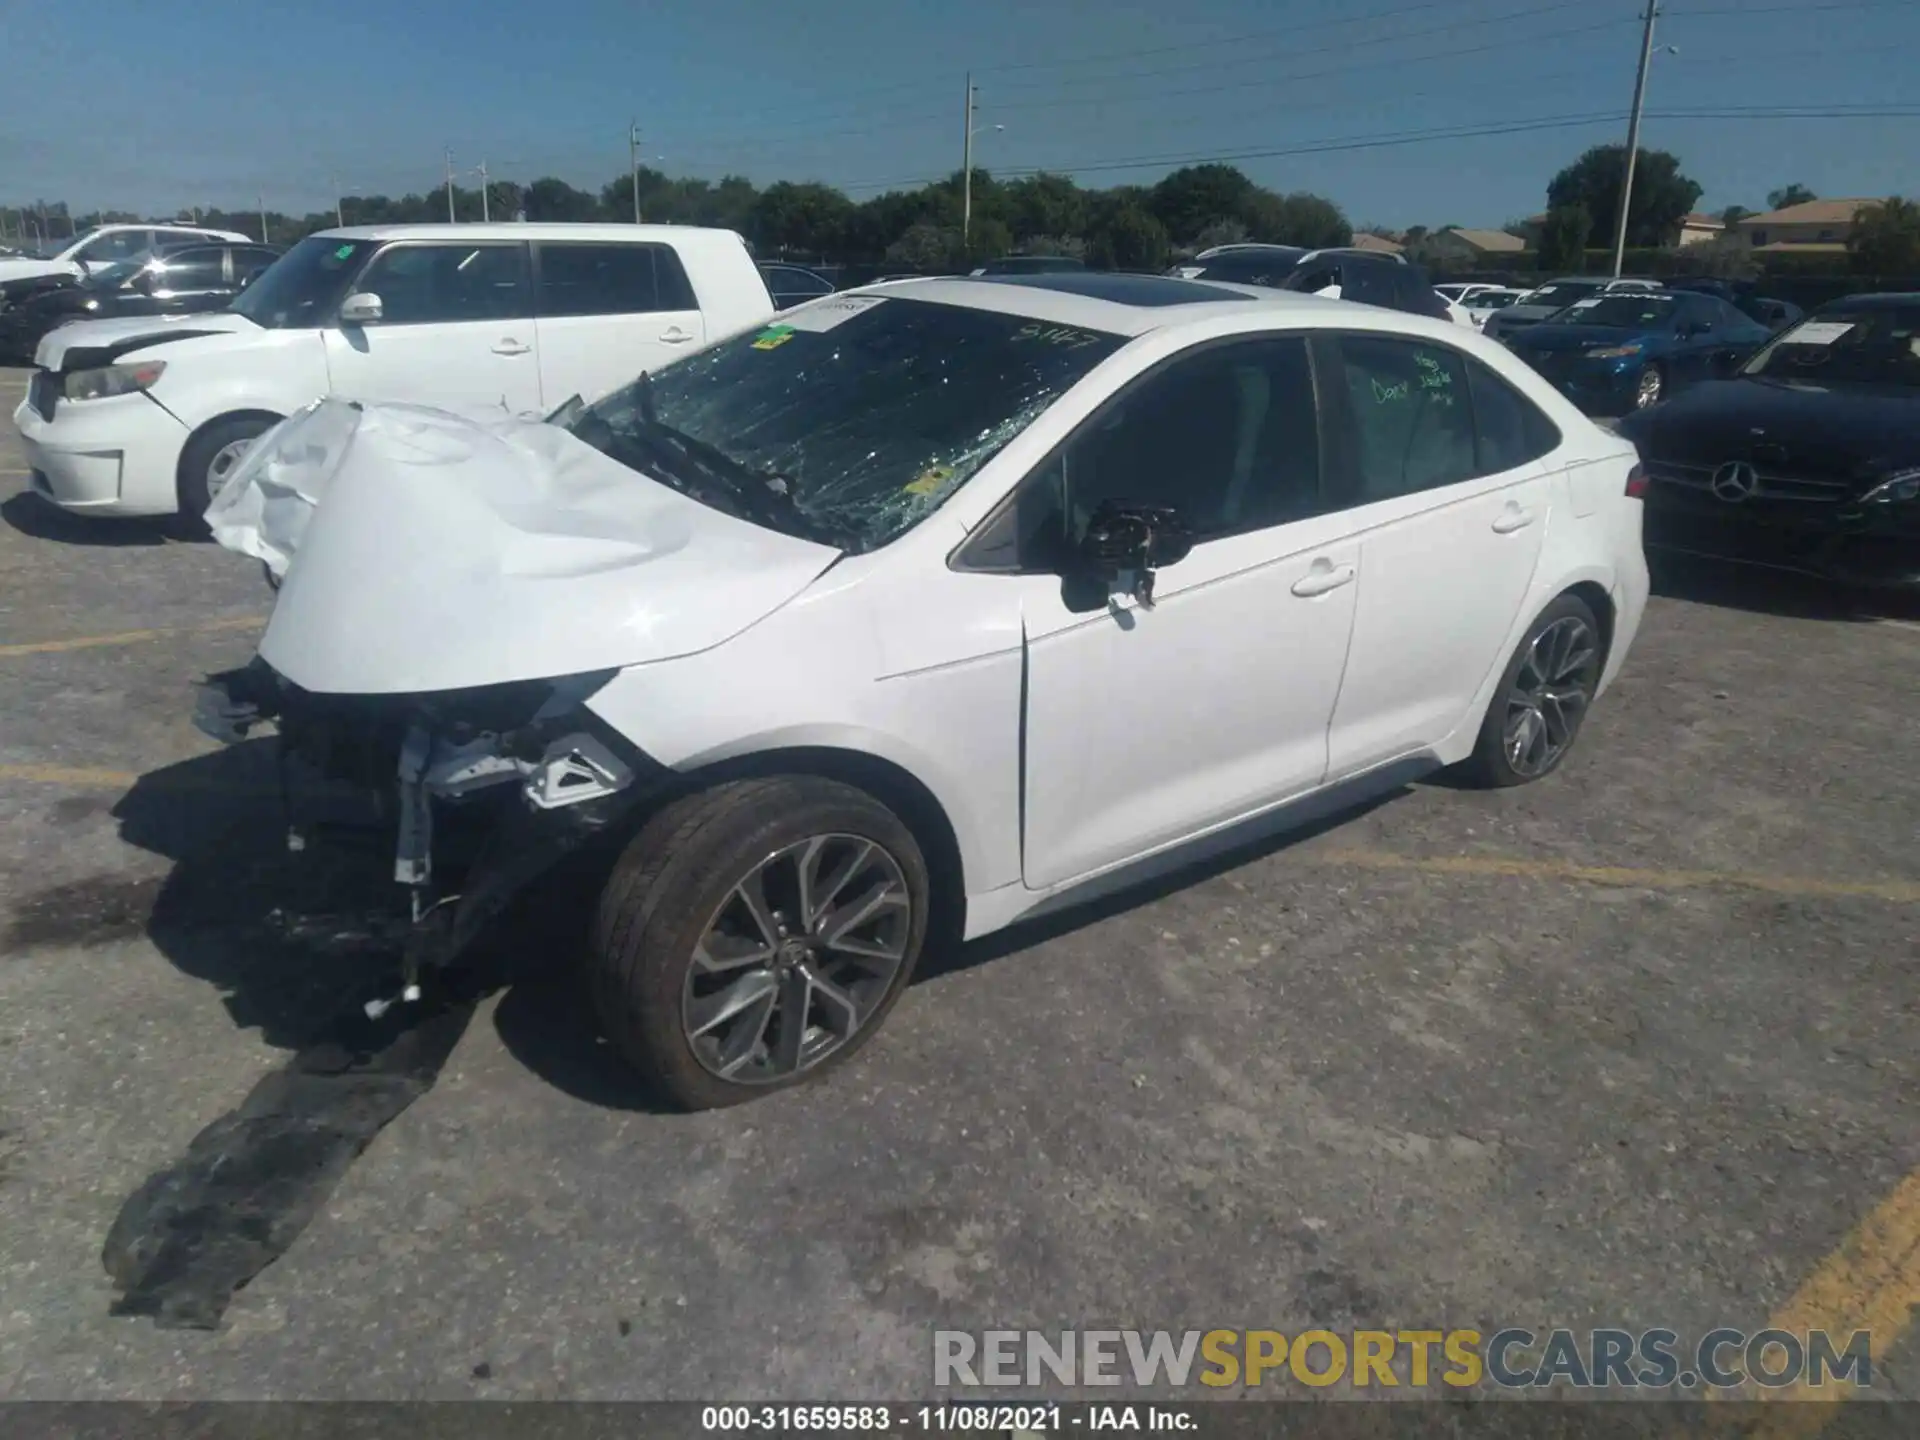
(639, 418, 858, 550)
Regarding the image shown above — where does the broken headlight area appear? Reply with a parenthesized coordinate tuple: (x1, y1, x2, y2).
(194, 659, 668, 1010)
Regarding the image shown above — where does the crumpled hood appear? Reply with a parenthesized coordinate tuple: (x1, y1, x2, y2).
(248, 400, 842, 695)
(0, 257, 75, 285)
(34, 310, 259, 369)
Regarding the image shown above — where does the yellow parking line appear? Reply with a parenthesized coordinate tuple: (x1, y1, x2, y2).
(1310, 847, 1920, 905)
(1716, 1169, 1920, 1435)
(0, 613, 264, 659)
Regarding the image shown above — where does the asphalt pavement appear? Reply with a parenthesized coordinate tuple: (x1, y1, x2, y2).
(0, 366, 1915, 1406)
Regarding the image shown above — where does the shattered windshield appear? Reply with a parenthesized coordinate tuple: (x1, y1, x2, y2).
(1740, 307, 1920, 388)
(560, 294, 1126, 552)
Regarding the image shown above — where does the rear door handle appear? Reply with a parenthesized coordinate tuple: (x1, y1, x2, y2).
(492, 338, 532, 356)
(1492, 508, 1535, 534)
(1291, 561, 1356, 598)
(660, 327, 695, 345)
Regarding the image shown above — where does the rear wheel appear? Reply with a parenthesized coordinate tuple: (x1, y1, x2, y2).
(1461, 593, 1605, 788)
(176, 414, 276, 530)
(590, 777, 930, 1110)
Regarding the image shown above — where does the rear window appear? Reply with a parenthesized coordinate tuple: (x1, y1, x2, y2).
(537, 241, 699, 317)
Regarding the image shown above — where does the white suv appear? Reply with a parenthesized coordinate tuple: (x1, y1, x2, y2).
(14, 223, 776, 522)
(200, 273, 1648, 1109)
(0, 223, 252, 287)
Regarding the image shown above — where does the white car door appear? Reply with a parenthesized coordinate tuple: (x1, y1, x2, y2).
(532, 240, 705, 405)
(1318, 332, 1558, 777)
(322, 239, 543, 414)
(1005, 335, 1362, 891)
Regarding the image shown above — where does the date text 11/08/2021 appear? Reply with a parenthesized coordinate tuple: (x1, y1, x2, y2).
(701, 1405, 1193, 1432)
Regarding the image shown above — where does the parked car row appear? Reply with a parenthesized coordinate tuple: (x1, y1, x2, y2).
(8, 225, 1911, 1107)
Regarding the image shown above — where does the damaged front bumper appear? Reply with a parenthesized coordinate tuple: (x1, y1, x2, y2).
(195, 659, 670, 1010)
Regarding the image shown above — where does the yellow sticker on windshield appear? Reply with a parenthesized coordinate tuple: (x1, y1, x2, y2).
(904, 464, 954, 496)
(751, 325, 795, 351)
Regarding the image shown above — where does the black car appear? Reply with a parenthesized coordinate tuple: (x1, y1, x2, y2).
(969, 255, 1086, 276)
(759, 262, 835, 311)
(1664, 277, 1803, 331)
(1173, 244, 1451, 322)
(1619, 294, 1920, 590)
(0, 242, 282, 362)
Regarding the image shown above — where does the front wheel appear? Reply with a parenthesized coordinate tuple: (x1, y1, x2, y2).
(176, 414, 276, 530)
(590, 777, 930, 1110)
(1632, 363, 1664, 410)
(1460, 593, 1605, 788)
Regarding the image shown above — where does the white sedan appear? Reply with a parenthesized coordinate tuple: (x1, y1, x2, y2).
(202, 272, 1649, 1109)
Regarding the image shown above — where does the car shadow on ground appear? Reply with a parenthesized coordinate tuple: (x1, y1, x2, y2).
(0, 490, 180, 546)
(1647, 547, 1920, 623)
(87, 739, 1410, 1116)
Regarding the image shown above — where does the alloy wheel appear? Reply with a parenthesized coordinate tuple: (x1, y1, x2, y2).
(1634, 366, 1662, 409)
(681, 833, 912, 1084)
(204, 438, 254, 503)
(1503, 616, 1600, 778)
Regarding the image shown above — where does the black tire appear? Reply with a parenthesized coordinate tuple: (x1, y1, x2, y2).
(1460, 592, 1605, 789)
(590, 776, 931, 1110)
(176, 413, 276, 531)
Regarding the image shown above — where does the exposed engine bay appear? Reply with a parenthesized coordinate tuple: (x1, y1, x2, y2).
(194, 658, 666, 1015)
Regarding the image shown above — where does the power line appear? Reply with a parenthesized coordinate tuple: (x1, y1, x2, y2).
(834, 104, 1920, 192)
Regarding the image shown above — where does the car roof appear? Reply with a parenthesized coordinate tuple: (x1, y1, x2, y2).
(1824, 292, 1920, 308)
(313, 222, 749, 247)
(843, 271, 1470, 340)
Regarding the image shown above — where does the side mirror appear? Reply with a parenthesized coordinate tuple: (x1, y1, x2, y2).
(1076, 500, 1193, 607)
(338, 291, 383, 325)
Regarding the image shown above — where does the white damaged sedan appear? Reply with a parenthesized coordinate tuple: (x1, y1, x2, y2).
(201, 273, 1648, 1109)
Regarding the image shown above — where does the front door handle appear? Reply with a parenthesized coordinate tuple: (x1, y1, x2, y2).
(1492, 507, 1536, 534)
(1291, 560, 1356, 598)
(492, 338, 532, 356)
(659, 327, 695, 345)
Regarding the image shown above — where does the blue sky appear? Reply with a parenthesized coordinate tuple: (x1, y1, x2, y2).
(3, 0, 1914, 227)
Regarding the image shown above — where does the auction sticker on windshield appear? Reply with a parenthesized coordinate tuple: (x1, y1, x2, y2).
(778, 294, 888, 332)
(1782, 321, 1855, 345)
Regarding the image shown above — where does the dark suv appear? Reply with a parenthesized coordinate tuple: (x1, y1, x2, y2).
(0, 242, 281, 361)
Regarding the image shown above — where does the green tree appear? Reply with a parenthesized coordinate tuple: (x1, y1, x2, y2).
(1546, 144, 1701, 249)
(1718, 204, 1753, 226)
(1088, 203, 1170, 271)
(1243, 190, 1351, 248)
(1848, 197, 1920, 274)
(1003, 173, 1088, 244)
(1149, 164, 1256, 245)
(524, 177, 602, 221)
(1537, 205, 1592, 271)
(1767, 183, 1816, 211)
(749, 181, 855, 257)
(965, 217, 1013, 264)
(885, 222, 962, 272)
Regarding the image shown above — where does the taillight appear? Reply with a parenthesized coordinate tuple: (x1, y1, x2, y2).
(1625, 463, 1649, 498)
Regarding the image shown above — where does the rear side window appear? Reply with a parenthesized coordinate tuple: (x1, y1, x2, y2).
(356, 242, 531, 324)
(1468, 360, 1561, 473)
(536, 242, 698, 317)
(151, 247, 226, 291)
(1333, 334, 1478, 500)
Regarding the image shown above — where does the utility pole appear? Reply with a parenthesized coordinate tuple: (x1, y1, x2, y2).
(1611, 2, 1660, 278)
(332, 175, 344, 227)
(961, 73, 975, 247)
(476, 161, 491, 223)
(629, 120, 643, 223)
(446, 148, 457, 223)
(258, 193, 269, 244)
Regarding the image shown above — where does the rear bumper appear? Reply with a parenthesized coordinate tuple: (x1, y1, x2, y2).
(13, 387, 190, 516)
